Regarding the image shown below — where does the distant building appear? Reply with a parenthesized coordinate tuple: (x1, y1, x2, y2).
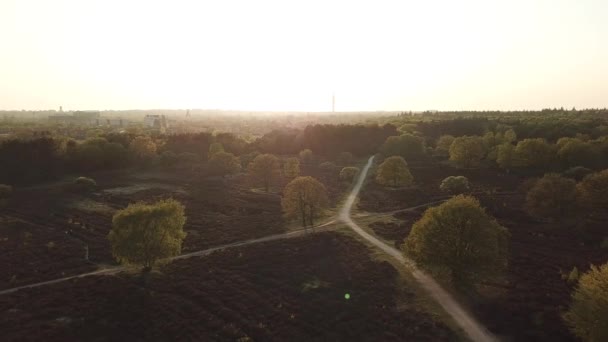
(48, 111, 127, 127)
(144, 114, 168, 132)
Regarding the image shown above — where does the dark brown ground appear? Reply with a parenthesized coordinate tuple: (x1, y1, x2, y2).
(0, 232, 454, 342)
(361, 163, 608, 341)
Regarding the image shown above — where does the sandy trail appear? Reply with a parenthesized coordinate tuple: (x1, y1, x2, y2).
(339, 156, 496, 342)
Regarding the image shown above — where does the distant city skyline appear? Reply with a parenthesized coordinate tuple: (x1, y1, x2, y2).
(1, 0, 607, 112)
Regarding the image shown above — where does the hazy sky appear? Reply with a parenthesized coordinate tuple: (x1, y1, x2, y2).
(1, 0, 607, 111)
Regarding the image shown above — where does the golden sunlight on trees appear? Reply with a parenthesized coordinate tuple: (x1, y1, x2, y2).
(248, 154, 281, 191)
(208, 142, 225, 159)
(577, 169, 608, 213)
(557, 138, 599, 169)
(449, 136, 485, 168)
(283, 157, 300, 179)
(503, 128, 517, 143)
(208, 151, 241, 177)
(108, 198, 187, 272)
(525, 174, 578, 220)
(282, 176, 329, 227)
(129, 136, 157, 161)
(339, 166, 359, 183)
(404, 195, 509, 287)
(564, 263, 608, 342)
(376, 156, 413, 187)
(513, 138, 555, 170)
(496, 143, 515, 170)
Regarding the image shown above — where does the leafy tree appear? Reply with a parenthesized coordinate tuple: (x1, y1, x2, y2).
(439, 176, 470, 195)
(248, 154, 281, 191)
(449, 136, 485, 168)
(282, 176, 329, 227)
(283, 157, 300, 179)
(496, 143, 515, 170)
(557, 139, 599, 169)
(239, 151, 260, 169)
(129, 136, 157, 161)
(503, 128, 517, 143)
(208, 151, 241, 177)
(376, 156, 414, 187)
(563, 166, 593, 181)
(380, 134, 426, 160)
(71, 176, 97, 193)
(577, 169, 608, 213)
(337, 151, 354, 165)
(404, 195, 509, 287)
(482, 132, 500, 151)
(525, 173, 578, 219)
(299, 149, 314, 164)
(435, 135, 455, 157)
(513, 138, 555, 170)
(108, 199, 187, 271)
(339, 167, 359, 183)
(208, 142, 225, 158)
(564, 263, 608, 342)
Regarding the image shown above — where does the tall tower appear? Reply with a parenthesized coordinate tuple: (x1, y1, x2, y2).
(332, 93, 335, 113)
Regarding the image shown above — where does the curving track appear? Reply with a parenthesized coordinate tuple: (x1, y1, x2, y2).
(339, 156, 496, 342)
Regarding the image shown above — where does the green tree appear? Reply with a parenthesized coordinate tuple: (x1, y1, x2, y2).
(525, 173, 578, 219)
(248, 154, 281, 191)
(449, 136, 485, 168)
(564, 263, 608, 342)
(208, 151, 241, 177)
(282, 176, 329, 227)
(513, 138, 555, 170)
(435, 135, 455, 157)
(496, 143, 515, 170)
(557, 139, 599, 169)
(299, 149, 314, 164)
(129, 136, 157, 161)
(563, 166, 593, 181)
(339, 166, 359, 183)
(283, 157, 300, 179)
(404, 195, 509, 287)
(439, 176, 470, 195)
(577, 169, 608, 213)
(503, 128, 517, 143)
(208, 142, 224, 158)
(375, 156, 414, 187)
(380, 134, 426, 160)
(108, 198, 187, 271)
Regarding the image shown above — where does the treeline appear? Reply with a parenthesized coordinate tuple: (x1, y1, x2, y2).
(0, 123, 396, 184)
(413, 116, 607, 143)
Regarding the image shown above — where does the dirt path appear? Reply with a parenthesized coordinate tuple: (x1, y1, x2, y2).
(0, 220, 338, 296)
(339, 156, 496, 342)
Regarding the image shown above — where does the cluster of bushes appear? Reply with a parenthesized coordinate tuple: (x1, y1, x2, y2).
(524, 169, 608, 220)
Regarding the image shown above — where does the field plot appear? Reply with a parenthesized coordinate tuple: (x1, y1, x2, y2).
(0, 171, 286, 290)
(362, 169, 608, 342)
(0, 232, 453, 342)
